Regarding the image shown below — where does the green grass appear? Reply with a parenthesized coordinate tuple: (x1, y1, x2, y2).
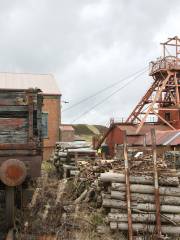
(73, 124, 107, 136)
(73, 124, 94, 136)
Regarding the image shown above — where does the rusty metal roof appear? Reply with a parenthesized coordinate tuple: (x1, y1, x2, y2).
(117, 123, 171, 135)
(145, 130, 180, 146)
(126, 130, 180, 146)
(0, 72, 60, 95)
(59, 125, 74, 131)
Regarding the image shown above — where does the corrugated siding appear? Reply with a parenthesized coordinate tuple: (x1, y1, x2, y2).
(145, 130, 180, 146)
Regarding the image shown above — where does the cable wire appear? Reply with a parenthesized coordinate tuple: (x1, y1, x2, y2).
(71, 68, 148, 123)
(63, 66, 148, 112)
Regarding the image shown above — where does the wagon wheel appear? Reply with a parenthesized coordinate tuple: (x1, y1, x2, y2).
(5, 186, 15, 230)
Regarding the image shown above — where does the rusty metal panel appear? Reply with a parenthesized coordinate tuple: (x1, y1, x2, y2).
(0, 143, 37, 150)
(145, 130, 180, 146)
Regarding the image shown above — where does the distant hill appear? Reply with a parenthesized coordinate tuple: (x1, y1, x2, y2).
(72, 124, 108, 141)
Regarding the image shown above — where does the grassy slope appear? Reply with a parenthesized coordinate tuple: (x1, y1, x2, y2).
(73, 124, 107, 136)
(72, 124, 108, 142)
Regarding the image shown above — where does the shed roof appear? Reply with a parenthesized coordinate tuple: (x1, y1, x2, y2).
(116, 123, 171, 135)
(59, 125, 74, 131)
(145, 130, 180, 146)
(126, 130, 180, 146)
(0, 72, 60, 95)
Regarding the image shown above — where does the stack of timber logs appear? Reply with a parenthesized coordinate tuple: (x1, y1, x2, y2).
(50, 141, 126, 180)
(50, 141, 96, 178)
(115, 145, 176, 173)
(100, 172, 180, 237)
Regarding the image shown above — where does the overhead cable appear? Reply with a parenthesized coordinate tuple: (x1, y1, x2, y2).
(63, 66, 148, 112)
(71, 69, 147, 123)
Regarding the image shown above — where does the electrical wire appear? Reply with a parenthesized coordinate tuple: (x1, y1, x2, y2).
(71, 68, 148, 123)
(63, 66, 148, 112)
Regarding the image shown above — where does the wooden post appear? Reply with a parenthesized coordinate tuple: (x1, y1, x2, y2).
(5, 186, 15, 230)
(143, 135, 146, 147)
(151, 129, 161, 238)
(123, 131, 133, 240)
(75, 152, 78, 166)
(27, 91, 34, 142)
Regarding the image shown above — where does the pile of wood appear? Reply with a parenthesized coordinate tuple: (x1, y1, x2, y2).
(100, 172, 180, 237)
(78, 159, 124, 181)
(50, 141, 125, 180)
(115, 145, 176, 173)
(50, 141, 96, 178)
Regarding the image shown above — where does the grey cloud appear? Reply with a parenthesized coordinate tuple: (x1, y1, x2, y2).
(0, 0, 179, 124)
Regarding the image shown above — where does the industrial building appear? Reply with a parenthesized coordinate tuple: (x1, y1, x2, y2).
(59, 124, 75, 142)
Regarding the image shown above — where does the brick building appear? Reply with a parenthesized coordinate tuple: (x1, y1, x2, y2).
(105, 123, 172, 156)
(59, 125, 75, 142)
(0, 72, 61, 160)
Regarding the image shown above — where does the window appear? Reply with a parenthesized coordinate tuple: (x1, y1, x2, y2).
(165, 112, 171, 121)
(42, 112, 48, 138)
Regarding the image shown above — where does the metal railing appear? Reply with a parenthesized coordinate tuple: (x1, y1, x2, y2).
(149, 56, 180, 75)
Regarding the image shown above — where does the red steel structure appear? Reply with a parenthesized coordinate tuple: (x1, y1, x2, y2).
(126, 36, 180, 133)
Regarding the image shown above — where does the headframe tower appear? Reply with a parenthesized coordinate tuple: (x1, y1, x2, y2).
(126, 36, 180, 133)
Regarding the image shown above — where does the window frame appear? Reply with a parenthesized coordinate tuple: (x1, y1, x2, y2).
(42, 112, 48, 139)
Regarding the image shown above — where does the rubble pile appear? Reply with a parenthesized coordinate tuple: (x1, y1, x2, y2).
(17, 164, 118, 240)
(17, 174, 96, 239)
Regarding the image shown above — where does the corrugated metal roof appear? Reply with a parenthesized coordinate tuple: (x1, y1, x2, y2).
(117, 123, 171, 135)
(169, 136, 180, 145)
(145, 130, 180, 146)
(125, 130, 180, 146)
(59, 125, 74, 131)
(0, 72, 60, 95)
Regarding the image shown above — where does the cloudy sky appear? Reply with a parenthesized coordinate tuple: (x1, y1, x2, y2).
(0, 0, 180, 126)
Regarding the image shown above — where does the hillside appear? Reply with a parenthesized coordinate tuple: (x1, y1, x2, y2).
(72, 124, 108, 141)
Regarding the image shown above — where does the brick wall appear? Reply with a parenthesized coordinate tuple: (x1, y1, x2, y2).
(158, 109, 180, 129)
(60, 130, 75, 142)
(42, 95, 61, 160)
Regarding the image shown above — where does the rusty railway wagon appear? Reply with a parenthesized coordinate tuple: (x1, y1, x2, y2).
(0, 88, 43, 231)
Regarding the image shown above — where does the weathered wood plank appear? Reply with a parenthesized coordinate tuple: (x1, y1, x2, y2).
(0, 118, 28, 143)
(0, 106, 28, 112)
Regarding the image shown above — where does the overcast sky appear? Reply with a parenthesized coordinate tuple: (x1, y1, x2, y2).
(0, 0, 180, 126)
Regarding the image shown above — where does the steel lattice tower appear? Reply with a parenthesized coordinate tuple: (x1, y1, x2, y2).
(126, 36, 180, 133)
